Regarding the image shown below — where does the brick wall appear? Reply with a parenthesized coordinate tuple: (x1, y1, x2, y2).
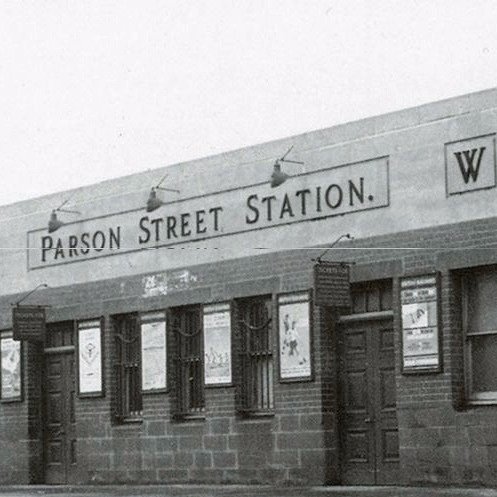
(3, 215, 497, 485)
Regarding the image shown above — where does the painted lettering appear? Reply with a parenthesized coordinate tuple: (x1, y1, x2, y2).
(138, 217, 151, 244)
(80, 233, 90, 254)
(348, 177, 364, 206)
(454, 147, 486, 183)
(68, 235, 79, 257)
(209, 206, 223, 231)
(181, 213, 191, 237)
(325, 184, 343, 209)
(245, 194, 259, 224)
(41, 236, 53, 262)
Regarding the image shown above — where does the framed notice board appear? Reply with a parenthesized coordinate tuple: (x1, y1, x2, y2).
(400, 273, 442, 374)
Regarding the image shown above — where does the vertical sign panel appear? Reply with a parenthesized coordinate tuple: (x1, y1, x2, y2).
(203, 303, 232, 386)
(141, 313, 167, 392)
(78, 320, 103, 397)
(401, 274, 441, 373)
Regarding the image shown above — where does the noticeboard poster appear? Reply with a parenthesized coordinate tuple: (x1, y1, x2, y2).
(1, 336, 22, 402)
(78, 321, 103, 396)
(401, 274, 441, 373)
(278, 292, 312, 381)
(141, 315, 167, 392)
(203, 303, 232, 386)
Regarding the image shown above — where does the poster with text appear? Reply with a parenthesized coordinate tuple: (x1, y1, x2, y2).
(78, 323, 102, 396)
(141, 320, 167, 391)
(278, 294, 312, 381)
(401, 274, 440, 372)
(1, 337, 22, 401)
(203, 304, 232, 386)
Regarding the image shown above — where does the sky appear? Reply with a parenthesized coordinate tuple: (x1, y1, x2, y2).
(1, 0, 496, 207)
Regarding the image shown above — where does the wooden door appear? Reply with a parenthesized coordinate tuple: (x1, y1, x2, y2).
(338, 318, 399, 485)
(44, 323, 77, 484)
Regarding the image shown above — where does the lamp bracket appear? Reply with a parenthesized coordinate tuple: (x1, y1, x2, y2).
(313, 234, 354, 263)
(12, 283, 49, 306)
(155, 186, 180, 194)
(56, 208, 81, 215)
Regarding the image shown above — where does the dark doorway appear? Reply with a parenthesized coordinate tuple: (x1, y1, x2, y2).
(43, 322, 77, 484)
(338, 318, 399, 484)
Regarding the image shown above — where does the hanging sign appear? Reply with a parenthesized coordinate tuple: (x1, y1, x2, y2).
(12, 306, 46, 342)
(313, 262, 351, 307)
(401, 274, 441, 373)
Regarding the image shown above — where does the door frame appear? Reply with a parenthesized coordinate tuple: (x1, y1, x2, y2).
(42, 343, 76, 484)
(337, 310, 398, 485)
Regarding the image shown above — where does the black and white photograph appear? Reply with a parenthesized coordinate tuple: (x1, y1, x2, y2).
(1, 0, 497, 496)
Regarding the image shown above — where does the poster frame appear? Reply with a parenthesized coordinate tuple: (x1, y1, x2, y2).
(400, 272, 442, 375)
(140, 311, 168, 394)
(0, 332, 23, 403)
(76, 318, 104, 398)
(203, 302, 233, 388)
(277, 290, 314, 383)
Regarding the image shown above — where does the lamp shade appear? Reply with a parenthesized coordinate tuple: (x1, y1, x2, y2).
(48, 211, 64, 233)
(146, 189, 164, 212)
(270, 163, 289, 188)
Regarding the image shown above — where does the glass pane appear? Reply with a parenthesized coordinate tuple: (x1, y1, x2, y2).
(468, 271, 497, 332)
(471, 334, 497, 393)
(380, 284, 393, 311)
(366, 287, 380, 312)
(352, 291, 366, 314)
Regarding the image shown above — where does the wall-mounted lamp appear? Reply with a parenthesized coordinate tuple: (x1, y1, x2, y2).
(48, 199, 81, 233)
(270, 146, 304, 188)
(146, 174, 180, 212)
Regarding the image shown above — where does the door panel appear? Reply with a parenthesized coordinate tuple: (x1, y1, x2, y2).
(44, 323, 77, 484)
(339, 319, 399, 485)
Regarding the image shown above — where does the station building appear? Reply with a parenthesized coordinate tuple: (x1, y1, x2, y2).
(1, 88, 497, 486)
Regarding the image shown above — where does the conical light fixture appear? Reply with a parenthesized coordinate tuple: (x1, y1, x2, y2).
(47, 199, 81, 233)
(270, 146, 304, 188)
(146, 174, 180, 212)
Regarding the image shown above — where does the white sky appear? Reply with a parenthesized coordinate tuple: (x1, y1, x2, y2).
(1, 0, 496, 207)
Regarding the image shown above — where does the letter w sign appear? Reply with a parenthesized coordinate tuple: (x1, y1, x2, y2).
(445, 135, 496, 195)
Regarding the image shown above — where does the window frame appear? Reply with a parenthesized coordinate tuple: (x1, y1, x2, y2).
(113, 313, 143, 423)
(173, 304, 205, 420)
(237, 295, 275, 416)
(462, 270, 497, 404)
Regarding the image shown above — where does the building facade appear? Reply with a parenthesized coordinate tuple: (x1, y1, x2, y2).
(1, 88, 497, 486)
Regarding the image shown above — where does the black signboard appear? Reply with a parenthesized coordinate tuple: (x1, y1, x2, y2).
(313, 262, 351, 308)
(12, 306, 46, 342)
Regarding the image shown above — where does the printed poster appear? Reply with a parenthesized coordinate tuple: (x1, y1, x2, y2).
(278, 293, 312, 380)
(78, 323, 102, 395)
(141, 320, 167, 391)
(401, 275, 440, 371)
(1, 337, 22, 401)
(203, 304, 232, 385)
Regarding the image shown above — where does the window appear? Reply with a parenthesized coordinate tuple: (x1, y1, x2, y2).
(238, 296, 274, 414)
(350, 279, 392, 314)
(462, 267, 497, 403)
(114, 313, 142, 421)
(172, 305, 204, 418)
